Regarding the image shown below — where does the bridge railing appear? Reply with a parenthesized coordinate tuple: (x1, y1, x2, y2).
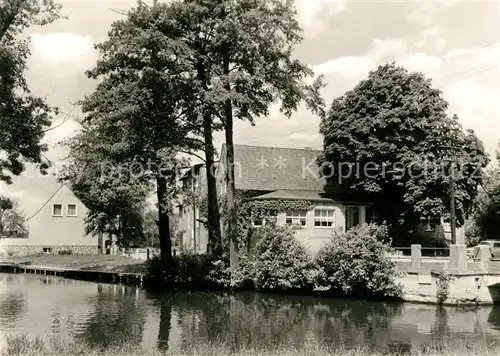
(389, 247, 450, 259)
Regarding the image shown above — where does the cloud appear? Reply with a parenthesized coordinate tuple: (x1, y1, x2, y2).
(405, 1, 459, 52)
(228, 38, 499, 165)
(30, 33, 96, 65)
(294, 0, 347, 37)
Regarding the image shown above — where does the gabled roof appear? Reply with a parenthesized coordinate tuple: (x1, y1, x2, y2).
(223, 144, 325, 192)
(25, 183, 88, 221)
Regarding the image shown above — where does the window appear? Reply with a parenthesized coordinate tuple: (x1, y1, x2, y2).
(285, 211, 307, 227)
(67, 204, 77, 217)
(43, 247, 52, 253)
(345, 206, 360, 230)
(252, 217, 265, 227)
(366, 207, 378, 224)
(52, 204, 63, 217)
(314, 208, 335, 227)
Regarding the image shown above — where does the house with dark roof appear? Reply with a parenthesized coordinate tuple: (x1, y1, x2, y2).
(178, 144, 375, 254)
(0, 182, 100, 256)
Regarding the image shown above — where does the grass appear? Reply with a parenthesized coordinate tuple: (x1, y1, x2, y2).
(2, 335, 500, 356)
(0, 254, 147, 274)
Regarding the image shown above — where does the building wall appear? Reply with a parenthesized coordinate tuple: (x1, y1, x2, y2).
(0, 185, 97, 254)
(252, 202, 367, 255)
(178, 166, 210, 254)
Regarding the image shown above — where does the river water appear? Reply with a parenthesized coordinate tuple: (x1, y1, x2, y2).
(1, 273, 500, 352)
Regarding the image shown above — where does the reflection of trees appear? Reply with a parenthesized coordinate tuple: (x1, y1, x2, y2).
(157, 295, 172, 351)
(0, 274, 26, 327)
(76, 285, 147, 348)
(167, 292, 407, 352)
(0, 292, 25, 327)
(488, 306, 500, 332)
(152, 292, 500, 353)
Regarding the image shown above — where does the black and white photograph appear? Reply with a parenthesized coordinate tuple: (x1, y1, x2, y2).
(1, 0, 500, 355)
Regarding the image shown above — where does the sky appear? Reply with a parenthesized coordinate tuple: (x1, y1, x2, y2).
(1, 0, 500, 216)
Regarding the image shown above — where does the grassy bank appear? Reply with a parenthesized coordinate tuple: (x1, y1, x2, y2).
(0, 254, 146, 274)
(2, 336, 500, 356)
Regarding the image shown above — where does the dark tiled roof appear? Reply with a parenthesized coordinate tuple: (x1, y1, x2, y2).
(225, 144, 325, 191)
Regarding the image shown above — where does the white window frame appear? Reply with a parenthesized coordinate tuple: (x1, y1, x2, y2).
(314, 208, 335, 228)
(67, 204, 78, 217)
(285, 210, 307, 227)
(52, 204, 63, 217)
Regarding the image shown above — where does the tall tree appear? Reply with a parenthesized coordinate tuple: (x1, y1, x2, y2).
(192, 0, 324, 267)
(319, 63, 489, 243)
(168, 0, 225, 254)
(79, 2, 199, 265)
(0, 0, 61, 183)
(168, 0, 324, 267)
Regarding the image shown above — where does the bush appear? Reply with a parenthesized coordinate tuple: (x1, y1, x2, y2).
(58, 249, 73, 255)
(315, 223, 403, 300)
(250, 224, 318, 292)
(144, 252, 220, 290)
(206, 256, 254, 289)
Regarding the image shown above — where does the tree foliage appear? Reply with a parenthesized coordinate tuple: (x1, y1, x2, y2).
(467, 166, 500, 242)
(0, 0, 61, 183)
(319, 63, 489, 239)
(76, 2, 200, 263)
(170, 0, 325, 267)
(0, 196, 28, 238)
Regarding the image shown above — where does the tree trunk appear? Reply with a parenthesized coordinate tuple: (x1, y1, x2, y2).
(223, 50, 239, 270)
(197, 58, 222, 254)
(157, 297, 172, 351)
(156, 175, 172, 264)
(203, 114, 223, 254)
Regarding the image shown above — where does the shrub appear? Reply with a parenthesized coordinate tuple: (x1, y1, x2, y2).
(315, 223, 403, 300)
(206, 256, 254, 289)
(58, 249, 73, 255)
(251, 224, 318, 292)
(144, 252, 219, 290)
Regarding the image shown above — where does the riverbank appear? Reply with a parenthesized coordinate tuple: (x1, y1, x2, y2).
(2, 336, 500, 356)
(0, 255, 146, 274)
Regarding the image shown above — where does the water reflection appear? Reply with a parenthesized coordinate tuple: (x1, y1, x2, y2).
(75, 284, 148, 348)
(157, 296, 172, 351)
(1, 274, 500, 352)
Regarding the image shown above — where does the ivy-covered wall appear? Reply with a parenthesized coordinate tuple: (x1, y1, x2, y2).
(195, 189, 316, 253)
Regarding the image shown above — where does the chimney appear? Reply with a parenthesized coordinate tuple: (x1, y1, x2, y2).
(304, 147, 312, 150)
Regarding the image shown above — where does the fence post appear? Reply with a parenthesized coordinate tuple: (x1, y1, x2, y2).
(147, 248, 150, 261)
(477, 245, 491, 271)
(449, 244, 467, 272)
(411, 244, 421, 272)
